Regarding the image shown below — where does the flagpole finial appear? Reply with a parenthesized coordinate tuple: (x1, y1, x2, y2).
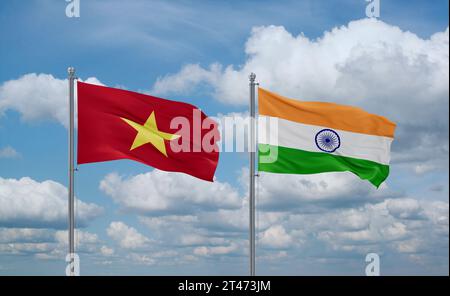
(68, 67, 75, 77)
(249, 72, 256, 82)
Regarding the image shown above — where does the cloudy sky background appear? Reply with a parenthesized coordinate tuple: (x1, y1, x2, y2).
(0, 0, 448, 275)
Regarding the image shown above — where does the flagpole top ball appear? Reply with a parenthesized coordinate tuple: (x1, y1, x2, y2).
(68, 67, 75, 76)
(249, 73, 256, 82)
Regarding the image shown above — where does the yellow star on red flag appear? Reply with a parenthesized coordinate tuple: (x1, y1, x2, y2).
(121, 111, 180, 157)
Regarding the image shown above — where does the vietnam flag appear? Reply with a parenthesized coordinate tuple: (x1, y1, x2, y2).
(77, 82, 220, 181)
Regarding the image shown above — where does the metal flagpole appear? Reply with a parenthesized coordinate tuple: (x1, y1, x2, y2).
(68, 67, 76, 276)
(249, 73, 256, 276)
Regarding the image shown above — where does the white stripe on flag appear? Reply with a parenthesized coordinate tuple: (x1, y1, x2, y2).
(258, 115, 393, 165)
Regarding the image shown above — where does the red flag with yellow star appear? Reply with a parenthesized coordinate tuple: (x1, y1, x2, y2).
(77, 82, 220, 181)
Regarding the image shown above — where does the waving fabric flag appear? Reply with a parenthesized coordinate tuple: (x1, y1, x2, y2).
(258, 88, 396, 187)
(77, 82, 219, 181)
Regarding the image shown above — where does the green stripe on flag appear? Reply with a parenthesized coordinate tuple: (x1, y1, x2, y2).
(258, 144, 389, 187)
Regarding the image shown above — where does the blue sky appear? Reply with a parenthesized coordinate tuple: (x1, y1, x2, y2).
(0, 0, 448, 275)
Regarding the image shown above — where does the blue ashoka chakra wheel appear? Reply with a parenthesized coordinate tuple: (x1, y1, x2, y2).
(315, 129, 341, 153)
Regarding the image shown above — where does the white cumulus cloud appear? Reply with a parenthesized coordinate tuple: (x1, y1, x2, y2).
(259, 225, 293, 249)
(0, 146, 20, 159)
(0, 228, 103, 258)
(0, 73, 102, 128)
(0, 176, 102, 228)
(100, 170, 241, 215)
(107, 221, 150, 250)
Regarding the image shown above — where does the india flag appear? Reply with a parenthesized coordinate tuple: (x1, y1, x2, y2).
(258, 88, 396, 188)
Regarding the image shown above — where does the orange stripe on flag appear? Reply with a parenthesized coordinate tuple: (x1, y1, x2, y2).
(258, 88, 396, 138)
